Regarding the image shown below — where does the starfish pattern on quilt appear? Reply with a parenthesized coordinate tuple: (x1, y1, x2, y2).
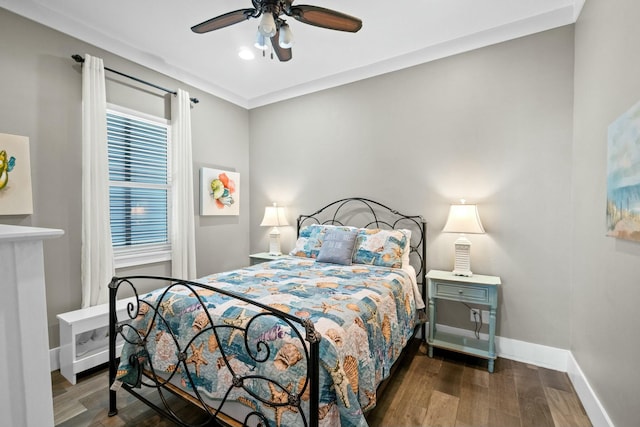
(267, 382, 298, 427)
(159, 294, 179, 316)
(365, 306, 380, 334)
(314, 301, 343, 314)
(185, 342, 208, 377)
(223, 309, 250, 345)
(291, 283, 308, 292)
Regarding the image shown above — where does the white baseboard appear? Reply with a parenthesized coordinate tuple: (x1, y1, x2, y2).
(48, 323, 613, 427)
(435, 324, 569, 370)
(50, 347, 59, 372)
(566, 352, 614, 427)
(496, 334, 570, 371)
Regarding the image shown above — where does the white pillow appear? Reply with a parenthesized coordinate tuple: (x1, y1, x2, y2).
(399, 229, 412, 268)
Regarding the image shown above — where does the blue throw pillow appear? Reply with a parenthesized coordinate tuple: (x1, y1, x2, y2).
(316, 228, 358, 265)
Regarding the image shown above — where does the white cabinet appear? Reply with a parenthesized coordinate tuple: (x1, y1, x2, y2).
(58, 297, 134, 385)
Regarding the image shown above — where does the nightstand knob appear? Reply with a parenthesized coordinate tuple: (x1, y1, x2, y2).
(458, 290, 463, 294)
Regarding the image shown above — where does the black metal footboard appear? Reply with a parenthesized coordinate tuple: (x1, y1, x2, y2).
(108, 276, 321, 427)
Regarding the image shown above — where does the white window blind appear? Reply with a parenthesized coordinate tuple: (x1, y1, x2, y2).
(107, 105, 171, 267)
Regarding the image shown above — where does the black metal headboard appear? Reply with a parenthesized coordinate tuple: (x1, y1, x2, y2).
(296, 197, 427, 287)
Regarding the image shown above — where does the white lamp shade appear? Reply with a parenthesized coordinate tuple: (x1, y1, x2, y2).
(254, 31, 270, 50)
(442, 203, 485, 234)
(278, 23, 294, 48)
(258, 13, 277, 37)
(260, 204, 289, 227)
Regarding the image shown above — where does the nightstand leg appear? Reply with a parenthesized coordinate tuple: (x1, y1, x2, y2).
(428, 297, 435, 358)
(488, 306, 497, 373)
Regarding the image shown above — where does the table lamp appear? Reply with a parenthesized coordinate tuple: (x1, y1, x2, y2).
(442, 200, 485, 276)
(260, 202, 289, 255)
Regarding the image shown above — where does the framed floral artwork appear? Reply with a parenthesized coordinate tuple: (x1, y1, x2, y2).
(0, 133, 33, 215)
(200, 167, 239, 216)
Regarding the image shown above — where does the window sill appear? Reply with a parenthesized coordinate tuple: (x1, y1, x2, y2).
(114, 247, 171, 269)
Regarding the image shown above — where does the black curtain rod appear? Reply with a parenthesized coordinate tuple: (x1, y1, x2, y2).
(72, 55, 199, 104)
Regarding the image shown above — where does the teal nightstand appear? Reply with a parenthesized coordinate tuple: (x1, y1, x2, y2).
(426, 269, 501, 372)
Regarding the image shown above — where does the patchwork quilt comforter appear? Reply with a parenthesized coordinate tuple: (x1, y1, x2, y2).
(115, 257, 418, 427)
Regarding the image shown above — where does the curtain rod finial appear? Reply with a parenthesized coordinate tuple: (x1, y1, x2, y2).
(72, 54, 85, 64)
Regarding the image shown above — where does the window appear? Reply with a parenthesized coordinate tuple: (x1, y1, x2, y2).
(107, 104, 172, 268)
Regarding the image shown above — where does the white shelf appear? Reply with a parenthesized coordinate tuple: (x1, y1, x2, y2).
(430, 330, 493, 359)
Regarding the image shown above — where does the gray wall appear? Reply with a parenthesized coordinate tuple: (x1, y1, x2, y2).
(249, 26, 575, 348)
(0, 8, 251, 348)
(573, 2, 640, 426)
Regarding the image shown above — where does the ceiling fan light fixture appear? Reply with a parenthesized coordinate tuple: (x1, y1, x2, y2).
(278, 23, 294, 48)
(254, 31, 270, 50)
(258, 12, 277, 37)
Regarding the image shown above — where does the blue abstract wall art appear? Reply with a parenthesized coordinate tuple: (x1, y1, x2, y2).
(607, 100, 640, 242)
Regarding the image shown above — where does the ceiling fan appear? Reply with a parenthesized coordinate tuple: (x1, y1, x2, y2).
(191, 0, 363, 62)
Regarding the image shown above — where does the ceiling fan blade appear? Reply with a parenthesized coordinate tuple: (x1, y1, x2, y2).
(191, 9, 255, 33)
(289, 5, 362, 32)
(270, 30, 293, 62)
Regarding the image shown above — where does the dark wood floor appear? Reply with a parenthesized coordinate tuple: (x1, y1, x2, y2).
(52, 340, 592, 427)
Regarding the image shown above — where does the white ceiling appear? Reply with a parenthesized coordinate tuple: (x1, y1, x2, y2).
(1, 0, 583, 109)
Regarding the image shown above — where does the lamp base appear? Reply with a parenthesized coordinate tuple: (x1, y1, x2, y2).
(452, 236, 473, 277)
(453, 269, 473, 277)
(267, 227, 282, 256)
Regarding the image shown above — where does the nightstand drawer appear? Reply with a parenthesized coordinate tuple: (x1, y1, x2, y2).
(433, 282, 489, 304)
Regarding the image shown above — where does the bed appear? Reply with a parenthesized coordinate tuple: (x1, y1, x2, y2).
(108, 197, 427, 427)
